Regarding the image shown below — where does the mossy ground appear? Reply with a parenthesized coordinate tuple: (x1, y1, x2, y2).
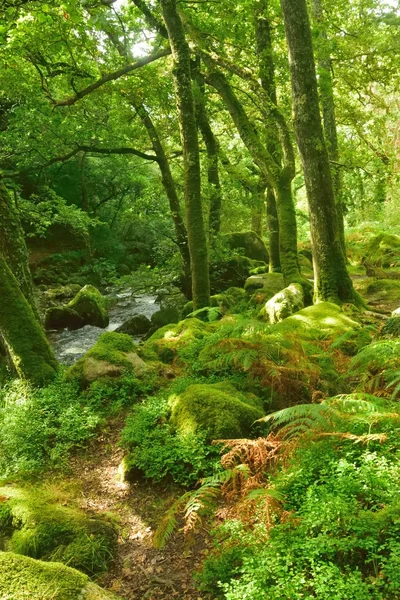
(0, 485, 117, 575)
(0, 552, 119, 600)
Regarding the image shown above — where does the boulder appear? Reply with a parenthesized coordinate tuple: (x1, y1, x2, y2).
(68, 285, 109, 328)
(245, 272, 285, 297)
(67, 332, 151, 387)
(364, 232, 400, 268)
(224, 231, 269, 263)
(115, 314, 152, 335)
(151, 307, 180, 329)
(44, 306, 84, 331)
(211, 256, 266, 294)
(260, 283, 304, 323)
(169, 381, 264, 442)
(0, 553, 119, 600)
(0, 485, 117, 575)
(44, 284, 82, 303)
(116, 263, 130, 275)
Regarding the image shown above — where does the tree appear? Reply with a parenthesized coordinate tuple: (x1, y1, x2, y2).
(280, 0, 357, 303)
(159, 0, 210, 309)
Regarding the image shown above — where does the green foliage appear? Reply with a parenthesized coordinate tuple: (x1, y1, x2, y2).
(120, 384, 222, 486)
(348, 340, 400, 396)
(0, 376, 101, 477)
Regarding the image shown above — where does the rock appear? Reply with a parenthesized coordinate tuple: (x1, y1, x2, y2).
(299, 248, 313, 263)
(392, 307, 400, 317)
(274, 302, 370, 354)
(364, 232, 400, 268)
(260, 283, 304, 323)
(0, 553, 120, 600)
(142, 318, 218, 363)
(169, 381, 264, 442)
(151, 307, 180, 329)
(245, 272, 285, 297)
(158, 290, 187, 312)
(44, 284, 82, 303)
(67, 331, 151, 386)
(298, 253, 313, 272)
(115, 314, 152, 335)
(0, 486, 117, 576)
(44, 306, 84, 331)
(68, 285, 109, 328)
(211, 256, 266, 294)
(224, 231, 269, 263)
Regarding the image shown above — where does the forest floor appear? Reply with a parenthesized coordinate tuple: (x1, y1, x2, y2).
(65, 418, 210, 600)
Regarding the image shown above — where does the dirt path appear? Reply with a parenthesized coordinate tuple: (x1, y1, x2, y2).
(67, 421, 209, 600)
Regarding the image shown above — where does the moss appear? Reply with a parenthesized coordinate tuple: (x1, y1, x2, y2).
(142, 318, 217, 363)
(210, 256, 265, 294)
(0, 486, 117, 575)
(169, 381, 264, 441)
(244, 272, 285, 297)
(353, 278, 400, 311)
(67, 332, 151, 387)
(68, 285, 109, 328)
(0, 552, 119, 599)
(0, 255, 58, 386)
(259, 283, 304, 323)
(364, 232, 400, 267)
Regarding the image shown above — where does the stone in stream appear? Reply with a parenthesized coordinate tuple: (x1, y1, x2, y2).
(44, 306, 84, 331)
(44, 285, 108, 331)
(115, 314, 152, 335)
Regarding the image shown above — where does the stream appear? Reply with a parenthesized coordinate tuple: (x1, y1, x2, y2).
(47, 290, 160, 365)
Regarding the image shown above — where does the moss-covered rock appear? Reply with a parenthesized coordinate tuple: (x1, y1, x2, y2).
(210, 256, 266, 294)
(224, 231, 269, 263)
(142, 318, 217, 364)
(353, 278, 400, 312)
(115, 314, 152, 335)
(68, 285, 109, 328)
(0, 552, 119, 599)
(151, 307, 180, 329)
(44, 284, 82, 303)
(245, 272, 285, 297)
(44, 306, 84, 331)
(260, 283, 304, 323)
(273, 302, 370, 354)
(67, 331, 151, 386)
(364, 232, 400, 267)
(0, 487, 117, 575)
(169, 382, 264, 441)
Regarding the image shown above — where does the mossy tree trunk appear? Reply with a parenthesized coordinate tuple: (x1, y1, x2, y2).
(281, 0, 356, 303)
(310, 0, 346, 257)
(160, 0, 210, 309)
(193, 64, 223, 237)
(134, 102, 192, 291)
(0, 254, 58, 385)
(206, 69, 308, 294)
(0, 180, 38, 318)
(266, 188, 281, 272)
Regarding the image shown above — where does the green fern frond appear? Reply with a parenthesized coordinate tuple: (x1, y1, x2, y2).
(246, 488, 285, 503)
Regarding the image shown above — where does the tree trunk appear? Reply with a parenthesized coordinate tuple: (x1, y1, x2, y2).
(0, 254, 58, 385)
(281, 0, 356, 303)
(0, 180, 39, 318)
(134, 102, 192, 288)
(160, 0, 210, 309)
(251, 178, 266, 237)
(207, 69, 309, 293)
(310, 0, 346, 256)
(266, 188, 281, 272)
(193, 66, 223, 236)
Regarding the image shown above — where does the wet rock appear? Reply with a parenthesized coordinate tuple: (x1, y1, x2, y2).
(68, 285, 109, 328)
(115, 314, 152, 335)
(44, 306, 84, 331)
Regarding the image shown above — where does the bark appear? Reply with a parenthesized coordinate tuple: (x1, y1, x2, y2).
(0, 180, 39, 318)
(310, 0, 346, 256)
(0, 254, 58, 385)
(207, 69, 308, 292)
(281, 0, 356, 304)
(193, 67, 223, 236)
(266, 187, 281, 272)
(160, 0, 210, 309)
(134, 102, 191, 286)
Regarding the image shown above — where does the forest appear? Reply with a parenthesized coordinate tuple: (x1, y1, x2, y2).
(0, 0, 400, 598)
